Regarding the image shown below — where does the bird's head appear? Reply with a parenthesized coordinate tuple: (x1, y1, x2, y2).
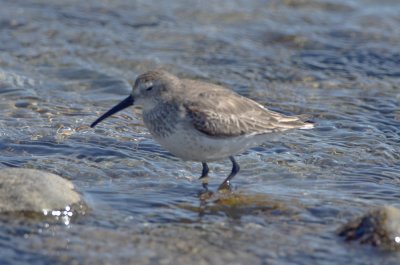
(90, 70, 179, 128)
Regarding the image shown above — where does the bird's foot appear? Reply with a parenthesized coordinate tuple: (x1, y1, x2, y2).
(202, 180, 209, 190)
(198, 180, 213, 200)
(218, 180, 232, 192)
(198, 173, 208, 180)
(199, 175, 209, 187)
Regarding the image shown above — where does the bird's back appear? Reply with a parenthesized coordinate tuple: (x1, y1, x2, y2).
(178, 79, 313, 138)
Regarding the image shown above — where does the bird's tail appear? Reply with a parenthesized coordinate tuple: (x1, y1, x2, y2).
(296, 114, 315, 130)
(273, 114, 314, 131)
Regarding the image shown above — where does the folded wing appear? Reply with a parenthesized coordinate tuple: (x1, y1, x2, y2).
(183, 83, 312, 137)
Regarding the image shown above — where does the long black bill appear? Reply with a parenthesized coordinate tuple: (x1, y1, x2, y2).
(90, 95, 134, 128)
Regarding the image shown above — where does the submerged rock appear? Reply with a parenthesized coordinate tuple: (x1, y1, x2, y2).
(178, 192, 293, 220)
(0, 168, 82, 214)
(338, 205, 400, 250)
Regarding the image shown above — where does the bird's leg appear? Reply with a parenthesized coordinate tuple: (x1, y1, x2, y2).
(218, 156, 240, 191)
(199, 162, 209, 190)
(199, 162, 209, 179)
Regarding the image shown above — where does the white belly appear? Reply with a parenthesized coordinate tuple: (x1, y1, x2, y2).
(152, 126, 265, 162)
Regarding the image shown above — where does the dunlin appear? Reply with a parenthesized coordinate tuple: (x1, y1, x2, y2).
(91, 70, 313, 190)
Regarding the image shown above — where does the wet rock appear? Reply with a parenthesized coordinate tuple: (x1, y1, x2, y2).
(338, 205, 400, 250)
(0, 168, 82, 214)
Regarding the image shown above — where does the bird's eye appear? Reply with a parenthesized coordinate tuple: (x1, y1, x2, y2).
(146, 86, 153, 91)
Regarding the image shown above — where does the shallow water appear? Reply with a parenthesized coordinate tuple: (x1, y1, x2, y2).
(0, 0, 400, 264)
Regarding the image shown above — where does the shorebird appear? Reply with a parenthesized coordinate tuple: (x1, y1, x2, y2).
(91, 70, 313, 190)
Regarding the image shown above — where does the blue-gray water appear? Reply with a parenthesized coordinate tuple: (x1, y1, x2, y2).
(0, 0, 399, 264)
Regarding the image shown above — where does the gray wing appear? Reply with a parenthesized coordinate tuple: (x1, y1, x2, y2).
(182, 81, 311, 137)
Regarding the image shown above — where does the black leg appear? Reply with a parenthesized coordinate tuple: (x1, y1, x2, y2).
(199, 162, 209, 179)
(198, 162, 210, 191)
(218, 156, 240, 191)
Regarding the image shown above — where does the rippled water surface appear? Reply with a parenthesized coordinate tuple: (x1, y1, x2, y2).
(0, 0, 400, 264)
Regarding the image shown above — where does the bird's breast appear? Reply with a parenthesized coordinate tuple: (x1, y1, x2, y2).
(142, 103, 181, 138)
